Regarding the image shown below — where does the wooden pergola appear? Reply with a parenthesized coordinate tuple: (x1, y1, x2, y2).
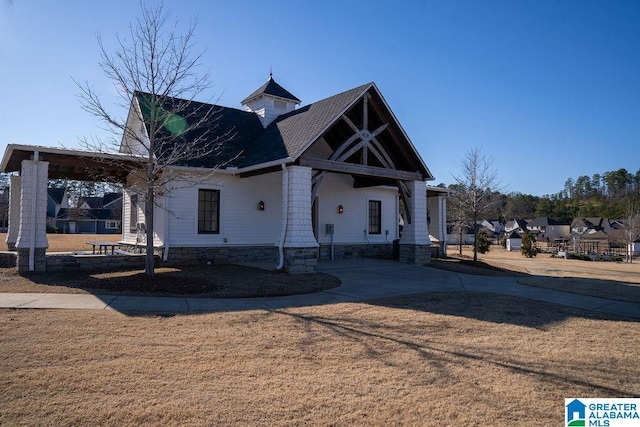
(1, 144, 144, 271)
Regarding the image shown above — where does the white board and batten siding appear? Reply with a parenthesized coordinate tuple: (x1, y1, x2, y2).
(315, 173, 399, 245)
(165, 172, 282, 246)
(122, 169, 402, 248)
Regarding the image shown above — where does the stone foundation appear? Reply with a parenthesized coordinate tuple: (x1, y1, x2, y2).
(399, 244, 431, 265)
(0, 251, 17, 268)
(283, 247, 318, 274)
(118, 243, 165, 257)
(154, 245, 279, 266)
(16, 248, 47, 273)
(45, 253, 149, 271)
(319, 243, 394, 260)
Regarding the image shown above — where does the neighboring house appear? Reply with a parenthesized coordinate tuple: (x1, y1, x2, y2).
(504, 219, 528, 233)
(446, 222, 479, 245)
(526, 216, 570, 242)
(569, 217, 627, 255)
(630, 241, 640, 258)
(481, 219, 504, 235)
(46, 188, 69, 229)
(55, 193, 122, 234)
(1, 76, 443, 272)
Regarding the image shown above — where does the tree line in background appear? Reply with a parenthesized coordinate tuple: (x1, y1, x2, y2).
(0, 173, 121, 204)
(446, 167, 640, 224)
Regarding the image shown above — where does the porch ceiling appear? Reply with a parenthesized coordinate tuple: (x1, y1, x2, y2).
(1, 144, 144, 183)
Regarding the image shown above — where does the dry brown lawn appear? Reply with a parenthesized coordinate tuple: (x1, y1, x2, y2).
(0, 232, 121, 253)
(445, 245, 640, 302)
(2, 293, 638, 425)
(2, 239, 640, 424)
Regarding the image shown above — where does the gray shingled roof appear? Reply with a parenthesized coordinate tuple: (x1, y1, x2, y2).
(56, 208, 119, 221)
(528, 217, 564, 227)
(48, 188, 66, 204)
(241, 76, 301, 105)
(241, 83, 371, 166)
(136, 83, 371, 169)
(132, 81, 435, 182)
(80, 197, 103, 209)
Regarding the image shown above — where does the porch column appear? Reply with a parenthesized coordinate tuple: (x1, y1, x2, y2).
(282, 166, 319, 273)
(399, 180, 431, 264)
(427, 194, 447, 255)
(15, 158, 49, 272)
(5, 175, 22, 251)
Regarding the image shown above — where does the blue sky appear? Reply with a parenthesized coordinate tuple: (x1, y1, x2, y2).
(1, 0, 639, 196)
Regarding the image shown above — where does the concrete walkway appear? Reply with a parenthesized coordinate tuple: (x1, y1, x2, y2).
(1, 259, 639, 318)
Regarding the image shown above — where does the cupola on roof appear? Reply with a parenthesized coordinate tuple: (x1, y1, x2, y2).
(241, 74, 301, 105)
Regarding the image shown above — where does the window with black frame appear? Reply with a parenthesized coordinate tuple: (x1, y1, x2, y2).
(368, 200, 381, 234)
(198, 189, 220, 234)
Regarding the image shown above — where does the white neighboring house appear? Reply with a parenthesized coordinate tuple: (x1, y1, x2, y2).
(630, 241, 640, 258)
(505, 219, 528, 233)
(526, 217, 570, 242)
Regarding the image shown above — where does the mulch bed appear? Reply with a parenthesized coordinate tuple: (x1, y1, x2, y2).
(3, 264, 341, 298)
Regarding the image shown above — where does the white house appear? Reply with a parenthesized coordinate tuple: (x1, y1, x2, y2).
(527, 217, 570, 242)
(2, 76, 443, 273)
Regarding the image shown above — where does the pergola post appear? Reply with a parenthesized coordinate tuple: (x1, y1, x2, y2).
(399, 180, 431, 264)
(5, 175, 22, 251)
(15, 157, 49, 272)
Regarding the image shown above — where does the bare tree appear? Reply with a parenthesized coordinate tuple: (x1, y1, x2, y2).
(621, 199, 640, 263)
(452, 147, 501, 262)
(76, 2, 227, 276)
(447, 183, 472, 255)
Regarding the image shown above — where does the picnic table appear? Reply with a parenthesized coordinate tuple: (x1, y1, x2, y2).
(86, 241, 120, 255)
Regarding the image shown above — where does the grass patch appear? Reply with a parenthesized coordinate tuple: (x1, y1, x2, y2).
(1, 292, 638, 425)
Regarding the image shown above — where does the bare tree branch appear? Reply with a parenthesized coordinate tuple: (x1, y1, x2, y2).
(451, 147, 503, 261)
(75, 1, 230, 276)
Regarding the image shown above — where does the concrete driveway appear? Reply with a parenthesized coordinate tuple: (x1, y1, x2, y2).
(0, 258, 639, 318)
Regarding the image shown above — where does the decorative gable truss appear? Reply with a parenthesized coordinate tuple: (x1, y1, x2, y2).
(301, 87, 432, 225)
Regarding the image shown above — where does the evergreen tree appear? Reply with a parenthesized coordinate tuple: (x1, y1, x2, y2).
(476, 229, 490, 254)
(521, 232, 537, 258)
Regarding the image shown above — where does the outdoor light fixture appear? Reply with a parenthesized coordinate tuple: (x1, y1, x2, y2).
(338, 205, 344, 214)
(258, 200, 265, 211)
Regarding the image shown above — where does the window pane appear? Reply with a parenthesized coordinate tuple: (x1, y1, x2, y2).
(198, 189, 220, 234)
(129, 194, 138, 232)
(369, 200, 381, 234)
